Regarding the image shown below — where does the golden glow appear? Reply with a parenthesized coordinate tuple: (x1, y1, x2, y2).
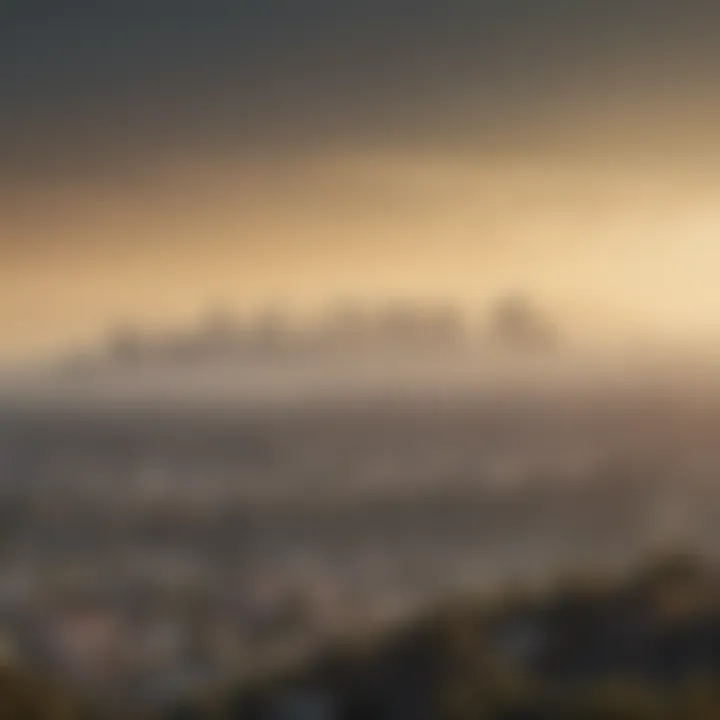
(4, 148, 720, 358)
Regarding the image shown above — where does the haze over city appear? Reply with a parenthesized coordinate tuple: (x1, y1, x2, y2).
(4, 2, 720, 359)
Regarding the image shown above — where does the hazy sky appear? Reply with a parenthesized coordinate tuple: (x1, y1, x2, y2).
(4, 1, 720, 357)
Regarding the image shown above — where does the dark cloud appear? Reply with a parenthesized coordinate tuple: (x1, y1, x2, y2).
(3, 1, 720, 181)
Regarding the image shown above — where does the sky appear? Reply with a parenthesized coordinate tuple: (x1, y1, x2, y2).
(4, 1, 720, 358)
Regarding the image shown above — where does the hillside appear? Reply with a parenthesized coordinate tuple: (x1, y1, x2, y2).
(170, 555, 720, 719)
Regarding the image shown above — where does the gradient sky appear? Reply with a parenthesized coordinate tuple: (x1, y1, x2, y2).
(4, 1, 720, 358)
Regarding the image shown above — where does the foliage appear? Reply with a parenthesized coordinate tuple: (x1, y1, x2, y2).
(169, 555, 720, 719)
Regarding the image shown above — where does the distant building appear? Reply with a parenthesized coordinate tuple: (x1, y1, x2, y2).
(321, 302, 373, 349)
(248, 309, 293, 353)
(196, 308, 244, 352)
(373, 300, 465, 348)
(106, 324, 147, 362)
(487, 294, 559, 352)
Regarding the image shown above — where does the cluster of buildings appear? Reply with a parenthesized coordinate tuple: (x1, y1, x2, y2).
(98, 296, 559, 365)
